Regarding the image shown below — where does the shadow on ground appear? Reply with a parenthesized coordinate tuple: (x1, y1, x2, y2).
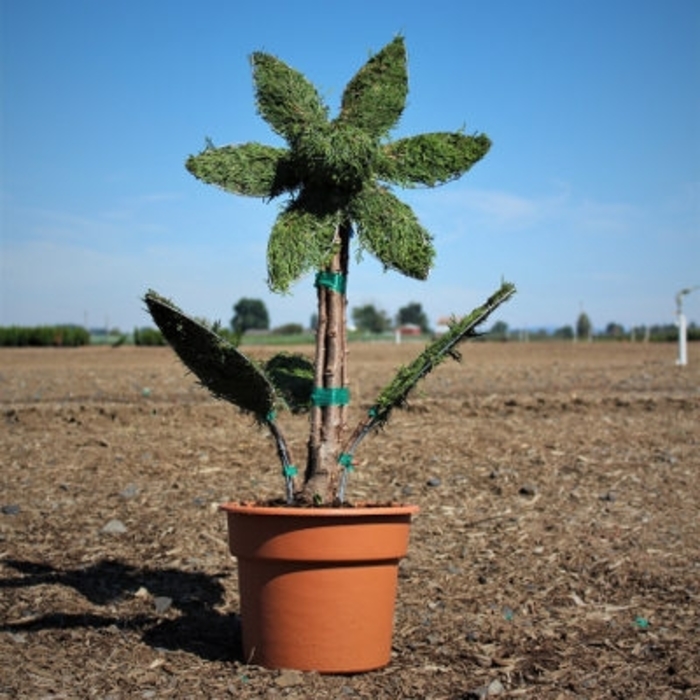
(0, 558, 243, 662)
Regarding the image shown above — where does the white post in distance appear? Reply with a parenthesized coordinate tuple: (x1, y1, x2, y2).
(675, 286, 699, 366)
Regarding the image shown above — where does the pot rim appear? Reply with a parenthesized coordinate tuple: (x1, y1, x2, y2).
(220, 501, 419, 518)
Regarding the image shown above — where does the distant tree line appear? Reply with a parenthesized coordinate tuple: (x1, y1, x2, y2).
(491, 317, 700, 343)
(133, 327, 166, 346)
(0, 325, 90, 347)
(4, 304, 697, 347)
(229, 297, 431, 336)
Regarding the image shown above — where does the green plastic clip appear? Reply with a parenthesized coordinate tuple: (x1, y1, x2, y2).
(338, 452, 354, 471)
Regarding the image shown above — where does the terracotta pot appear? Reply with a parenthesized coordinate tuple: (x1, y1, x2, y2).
(220, 502, 419, 673)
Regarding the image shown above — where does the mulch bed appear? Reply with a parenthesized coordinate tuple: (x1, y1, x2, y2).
(1, 342, 699, 698)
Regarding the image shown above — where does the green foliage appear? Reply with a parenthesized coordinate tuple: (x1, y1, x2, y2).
(0, 325, 90, 347)
(337, 35, 408, 138)
(645, 324, 677, 342)
(350, 184, 434, 279)
(184, 36, 490, 293)
(215, 326, 243, 346)
(378, 133, 492, 187)
(292, 123, 376, 195)
(251, 52, 328, 141)
(604, 322, 625, 339)
(490, 320, 509, 340)
(371, 282, 516, 427)
(232, 298, 270, 334)
(576, 312, 592, 340)
(263, 352, 313, 413)
(145, 291, 281, 420)
(553, 325, 574, 339)
(352, 304, 391, 333)
(149, 37, 505, 502)
(266, 206, 340, 293)
(397, 302, 430, 333)
(185, 143, 294, 198)
(133, 327, 165, 346)
(273, 323, 305, 335)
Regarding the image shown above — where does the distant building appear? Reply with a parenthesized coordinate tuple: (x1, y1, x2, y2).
(397, 323, 422, 336)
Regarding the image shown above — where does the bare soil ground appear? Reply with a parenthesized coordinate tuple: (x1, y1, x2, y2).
(1, 342, 699, 699)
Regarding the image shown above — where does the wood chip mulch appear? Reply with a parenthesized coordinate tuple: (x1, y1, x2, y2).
(1, 342, 698, 698)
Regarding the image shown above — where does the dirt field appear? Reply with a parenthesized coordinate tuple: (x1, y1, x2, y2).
(1, 342, 699, 699)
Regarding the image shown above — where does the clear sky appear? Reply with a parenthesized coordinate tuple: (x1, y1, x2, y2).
(2, 0, 699, 333)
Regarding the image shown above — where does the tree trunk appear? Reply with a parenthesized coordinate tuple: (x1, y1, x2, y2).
(301, 222, 350, 503)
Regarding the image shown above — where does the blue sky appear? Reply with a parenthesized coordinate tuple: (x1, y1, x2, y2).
(2, 0, 699, 332)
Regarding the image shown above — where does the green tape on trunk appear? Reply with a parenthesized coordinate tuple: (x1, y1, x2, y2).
(311, 386, 350, 407)
(315, 271, 347, 294)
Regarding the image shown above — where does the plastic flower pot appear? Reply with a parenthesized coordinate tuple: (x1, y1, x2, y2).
(221, 502, 419, 673)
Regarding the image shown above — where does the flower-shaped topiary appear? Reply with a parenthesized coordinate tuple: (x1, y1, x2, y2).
(145, 36, 515, 505)
(185, 36, 491, 294)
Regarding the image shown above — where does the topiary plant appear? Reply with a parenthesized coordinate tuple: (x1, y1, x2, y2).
(145, 36, 515, 505)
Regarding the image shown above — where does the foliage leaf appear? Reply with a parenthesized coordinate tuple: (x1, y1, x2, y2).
(264, 353, 314, 413)
(337, 36, 408, 138)
(144, 291, 281, 420)
(370, 281, 516, 427)
(252, 52, 328, 141)
(186, 143, 298, 198)
(350, 184, 434, 279)
(378, 132, 492, 187)
(267, 204, 340, 293)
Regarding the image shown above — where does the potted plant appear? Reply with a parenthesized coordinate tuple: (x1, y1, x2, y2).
(145, 36, 515, 673)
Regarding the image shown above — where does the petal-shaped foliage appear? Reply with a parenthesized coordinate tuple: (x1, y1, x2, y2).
(377, 132, 492, 187)
(350, 185, 434, 280)
(369, 281, 516, 428)
(337, 36, 408, 139)
(186, 143, 299, 198)
(144, 291, 281, 419)
(267, 205, 340, 293)
(252, 52, 329, 142)
(264, 352, 314, 414)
